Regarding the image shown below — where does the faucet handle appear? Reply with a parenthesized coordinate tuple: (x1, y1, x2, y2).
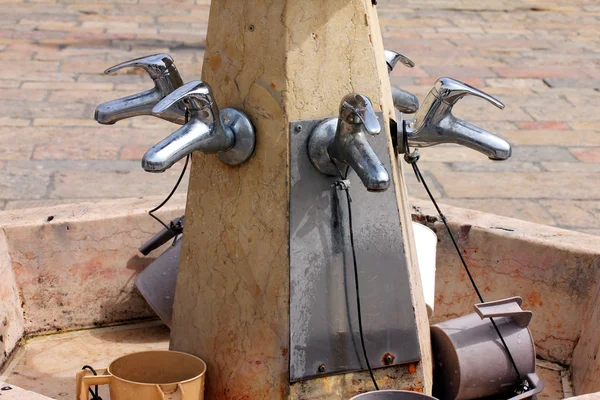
(95, 54, 186, 125)
(384, 50, 419, 114)
(384, 49, 415, 72)
(434, 77, 504, 109)
(403, 77, 511, 160)
(339, 94, 381, 135)
(104, 53, 183, 85)
(153, 80, 218, 118)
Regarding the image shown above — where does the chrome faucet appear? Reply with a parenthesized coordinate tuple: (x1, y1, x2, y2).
(308, 94, 390, 192)
(384, 49, 420, 114)
(143, 80, 256, 172)
(403, 77, 511, 160)
(95, 54, 186, 125)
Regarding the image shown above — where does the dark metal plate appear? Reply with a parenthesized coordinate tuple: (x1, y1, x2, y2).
(289, 114, 421, 382)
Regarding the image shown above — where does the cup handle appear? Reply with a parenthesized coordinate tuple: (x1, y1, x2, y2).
(157, 383, 185, 400)
(78, 373, 111, 400)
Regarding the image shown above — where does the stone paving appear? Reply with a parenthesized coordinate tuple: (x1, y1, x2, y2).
(0, 0, 599, 234)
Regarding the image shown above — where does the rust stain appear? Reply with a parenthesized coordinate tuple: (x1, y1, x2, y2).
(458, 224, 472, 241)
(207, 53, 222, 71)
(527, 290, 543, 307)
(281, 347, 288, 356)
(270, 82, 276, 89)
(408, 363, 417, 374)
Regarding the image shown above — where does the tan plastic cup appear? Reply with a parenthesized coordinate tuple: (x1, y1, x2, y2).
(76, 350, 206, 400)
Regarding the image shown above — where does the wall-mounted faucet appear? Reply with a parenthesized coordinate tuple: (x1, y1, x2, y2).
(95, 54, 186, 125)
(308, 94, 390, 192)
(401, 77, 511, 160)
(384, 49, 420, 114)
(142, 80, 256, 172)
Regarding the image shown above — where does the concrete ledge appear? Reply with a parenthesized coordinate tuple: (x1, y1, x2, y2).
(0, 196, 599, 395)
(0, 231, 24, 367)
(0, 195, 185, 367)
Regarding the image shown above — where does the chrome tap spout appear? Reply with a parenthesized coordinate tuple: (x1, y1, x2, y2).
(405, 77, 512, 160)
(143, 80, 255, 171)
(94, 54, 186, 125)
(308, 94, 390, 192)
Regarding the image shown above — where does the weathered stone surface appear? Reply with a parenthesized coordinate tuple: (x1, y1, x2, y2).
(0, 196, 185, 336)
(0, 382, 53, 400)
(566, 394, 600, 400)
(0, 231, 24, 367)
(571, 279, 600, 395)
(170, 1, 431, 399)
(0, 195, 598, 395)
(4, 322, 169, 400)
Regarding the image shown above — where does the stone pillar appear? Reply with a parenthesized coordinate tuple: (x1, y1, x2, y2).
(170, 1, 432, 398)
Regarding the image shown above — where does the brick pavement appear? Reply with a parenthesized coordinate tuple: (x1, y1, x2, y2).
(0, 0, 599, 234)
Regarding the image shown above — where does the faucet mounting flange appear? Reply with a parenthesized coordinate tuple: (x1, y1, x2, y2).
(217, 108, 256, 166)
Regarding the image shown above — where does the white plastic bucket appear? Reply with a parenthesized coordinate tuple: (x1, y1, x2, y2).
(411, 222, 437, 317)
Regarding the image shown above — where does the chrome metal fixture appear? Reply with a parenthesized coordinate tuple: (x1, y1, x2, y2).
(384, 49, 415, 71)
(143, 80, 256, 172)
(403, 77, 511, 161)
(384, 49, 419, 114)
(308, 93, 390, 192)
(95, 54, 186, 125)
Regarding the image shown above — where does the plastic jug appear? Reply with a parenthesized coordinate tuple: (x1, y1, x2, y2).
(430, 297, 543, 400)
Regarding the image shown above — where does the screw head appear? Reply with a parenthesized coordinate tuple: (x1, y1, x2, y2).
(317, 363, 326, 373)
(383, 353, 395, 365)
(295, 125, 302, 132)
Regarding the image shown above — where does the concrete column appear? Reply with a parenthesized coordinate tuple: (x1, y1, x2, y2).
(170, 1, 432, 398)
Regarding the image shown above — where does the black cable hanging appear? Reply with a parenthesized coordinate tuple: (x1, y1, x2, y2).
(331, 163, 380, 391)
(81, 365, 102, 400)
(402, 128, 523, 385)
(148, 109, 190, 231)
(148, 154, 189, 230)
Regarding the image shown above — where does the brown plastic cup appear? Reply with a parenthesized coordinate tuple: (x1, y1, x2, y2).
(77, 350, 206, 400)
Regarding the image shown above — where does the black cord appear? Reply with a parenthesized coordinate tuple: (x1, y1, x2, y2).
(148, 154, 189, 230)
(148, 109, 190, 230)
(405, 139, 522, 383)
(81, 365, 101, 400)
(331, 163, 379, 391)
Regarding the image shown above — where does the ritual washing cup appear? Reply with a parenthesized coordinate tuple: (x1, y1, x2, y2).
(77, 350, 206, 400)
(351, 390, 439, 400)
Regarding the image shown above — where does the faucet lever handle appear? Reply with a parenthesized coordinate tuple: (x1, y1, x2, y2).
(434, 77, 504, 109)
(339, 93, 381, 135)
(384, 49, 415, 72)
(105, 53, 181, 82)
(153, 80, 216, 116)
